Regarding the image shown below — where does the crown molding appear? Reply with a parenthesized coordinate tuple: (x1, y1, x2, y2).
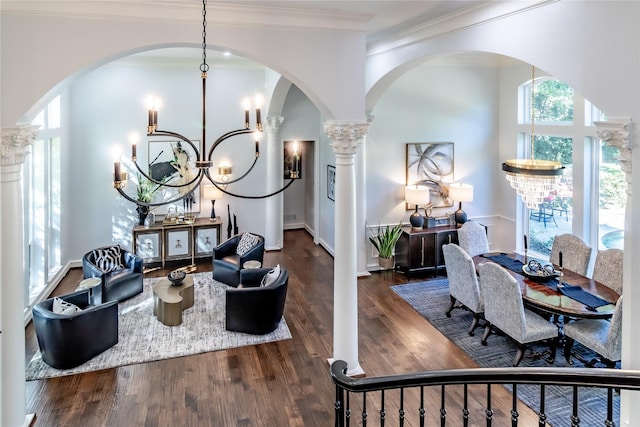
(367, 1, 558, 56)
(0, 1, 371, 32)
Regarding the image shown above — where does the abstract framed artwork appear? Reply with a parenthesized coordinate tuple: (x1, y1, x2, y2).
(147, 140, 200, 215)
(327, 165, 336, 201)
(406, 142, 454, 208)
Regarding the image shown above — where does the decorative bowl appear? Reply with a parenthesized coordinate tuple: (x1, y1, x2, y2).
(168, 270, 187, 286)
(522, 260, 560, 282)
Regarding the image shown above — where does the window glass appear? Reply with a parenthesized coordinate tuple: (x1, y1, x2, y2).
(598, 143, 625, 249)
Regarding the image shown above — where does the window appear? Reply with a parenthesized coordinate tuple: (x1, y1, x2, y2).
(24, 95, 62, 310)
(518, 76, 622, 259)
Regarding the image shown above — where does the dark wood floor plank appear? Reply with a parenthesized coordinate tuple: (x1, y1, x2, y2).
(25, 229, 539, 426)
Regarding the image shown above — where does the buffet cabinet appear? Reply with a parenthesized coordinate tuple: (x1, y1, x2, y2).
(132, 217, 222, 267)
(394, 225, 459, 274)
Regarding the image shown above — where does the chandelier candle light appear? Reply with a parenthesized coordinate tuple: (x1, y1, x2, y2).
(502, 65, 564, 209)
(112, 0, 300, 206)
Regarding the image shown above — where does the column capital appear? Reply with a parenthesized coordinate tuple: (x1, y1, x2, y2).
(1, 125, 39, 166)
(265, 116, 285, 139)
(594, 117, 633, 196)
(323, 121, 370, 156)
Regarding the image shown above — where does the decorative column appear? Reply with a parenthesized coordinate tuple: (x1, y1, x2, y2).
(1, 125, 38, 427)
(356, 115, 374, 277)
(323, 120, 370, 377)
(594, 118, 636, 426)
(264, 116, 285, 250)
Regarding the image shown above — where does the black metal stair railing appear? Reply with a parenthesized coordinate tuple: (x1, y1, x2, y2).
(331, 360, 640, 426)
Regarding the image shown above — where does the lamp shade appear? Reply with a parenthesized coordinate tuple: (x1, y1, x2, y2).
(202, 184, 224, 200)
(405, 185, 430, 206)
(448, 183, 474, 203)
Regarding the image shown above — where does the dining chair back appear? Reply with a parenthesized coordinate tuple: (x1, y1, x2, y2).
(550, 233, 592, 276)
(592, 248, 623, 295)
(457, 221, 489, 258)
(478, 261, 558, 366)
(443, 243, 484, 335)
(563, 295, 623, 368)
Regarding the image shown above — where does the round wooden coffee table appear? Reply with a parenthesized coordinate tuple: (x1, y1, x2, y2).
(152, 275, 194, 326)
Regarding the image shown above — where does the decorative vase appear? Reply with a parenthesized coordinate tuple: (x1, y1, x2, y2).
(378, 256, 395, 270)
(136, 205, 150, 226)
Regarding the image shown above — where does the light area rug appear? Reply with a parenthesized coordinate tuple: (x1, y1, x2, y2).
(27, 272, 292, 380)
(392, 279, 619, 427)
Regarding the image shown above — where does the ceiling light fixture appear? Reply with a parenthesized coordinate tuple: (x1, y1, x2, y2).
(502, 65, 564, 209)
(112, 0, 299, 206)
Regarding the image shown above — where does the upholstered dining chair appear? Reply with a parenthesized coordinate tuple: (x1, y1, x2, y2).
(457, 221, 489, 258)
(550, 233, 592, 276)
(478, 262, 559, 367)
(592, 248, 623, 295)
(443, 243, 484, 336)
(563, 295, 623, 368)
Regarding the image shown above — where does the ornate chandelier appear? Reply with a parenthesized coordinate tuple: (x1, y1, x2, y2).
(112, 0, 298, 207)
(502, 66, 564, 209)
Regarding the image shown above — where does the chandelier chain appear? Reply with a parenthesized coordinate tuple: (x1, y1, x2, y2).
(200, 0, 209, 73)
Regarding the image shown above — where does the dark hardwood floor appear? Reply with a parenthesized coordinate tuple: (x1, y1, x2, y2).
(25, 229, 540, 426)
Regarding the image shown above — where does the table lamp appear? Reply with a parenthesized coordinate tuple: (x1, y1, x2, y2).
(448, 182, 473, 227)
(202, 184, 224, 220)
(405, 185, 430, 230)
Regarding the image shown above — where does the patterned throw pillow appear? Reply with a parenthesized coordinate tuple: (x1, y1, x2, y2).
(92, 246, 125, 273)
(236, 233, 260, 256)
(52, 297, 81, 315)
(261, 264, 281, 287)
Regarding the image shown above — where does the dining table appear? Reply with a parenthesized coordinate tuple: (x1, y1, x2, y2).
(473, 252, 619, 320)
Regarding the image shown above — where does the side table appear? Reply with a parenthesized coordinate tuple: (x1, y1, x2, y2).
(76, 277, 102, 304)
(152, 275, 194, 326)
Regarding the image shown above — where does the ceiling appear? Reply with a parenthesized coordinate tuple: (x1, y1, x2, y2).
(214, 1, 482, 43)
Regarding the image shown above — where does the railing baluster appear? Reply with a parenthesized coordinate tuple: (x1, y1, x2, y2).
(440, 385, 447, 426)
(362, 391, 367, 427)
(605, 388, 614, 427)
(511, 384, 519, 426)
(380, 389, 386, 426)
(538, 384, 546, 427)
(463, 384, 469, 427)
(419, 386, 425, 427)
(399, 388, 405, 426)
(486, 384, 493, 427)
(571, 385, 580, 426)
(346, 392, 351, 427)
(335, 384, 344, 427)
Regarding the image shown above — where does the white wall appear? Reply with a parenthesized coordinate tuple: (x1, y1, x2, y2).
(280, 85, 321, 232)
(365, 58, 500, 264)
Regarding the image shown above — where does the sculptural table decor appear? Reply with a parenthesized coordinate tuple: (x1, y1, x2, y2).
(152, 275, 194, 326)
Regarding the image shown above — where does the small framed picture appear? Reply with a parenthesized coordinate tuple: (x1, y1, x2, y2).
(327, 165, 336, 201)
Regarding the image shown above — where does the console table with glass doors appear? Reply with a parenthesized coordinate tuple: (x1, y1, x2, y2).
(132, 217, 222, 268)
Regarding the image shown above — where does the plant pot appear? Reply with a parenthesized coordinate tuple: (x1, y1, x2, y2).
(136, 205, 150, 226)
(378, 256, 395, 270)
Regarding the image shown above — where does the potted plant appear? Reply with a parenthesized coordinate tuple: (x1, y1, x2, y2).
(135, 173, 162, 225)
(369, 221, 403, 270)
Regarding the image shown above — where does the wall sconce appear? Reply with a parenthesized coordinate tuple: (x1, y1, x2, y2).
(448, 182, 474, 227)
(405, 185, 430, 230)
(202, 184, 224, 220)
(218, 165, 232, 187)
